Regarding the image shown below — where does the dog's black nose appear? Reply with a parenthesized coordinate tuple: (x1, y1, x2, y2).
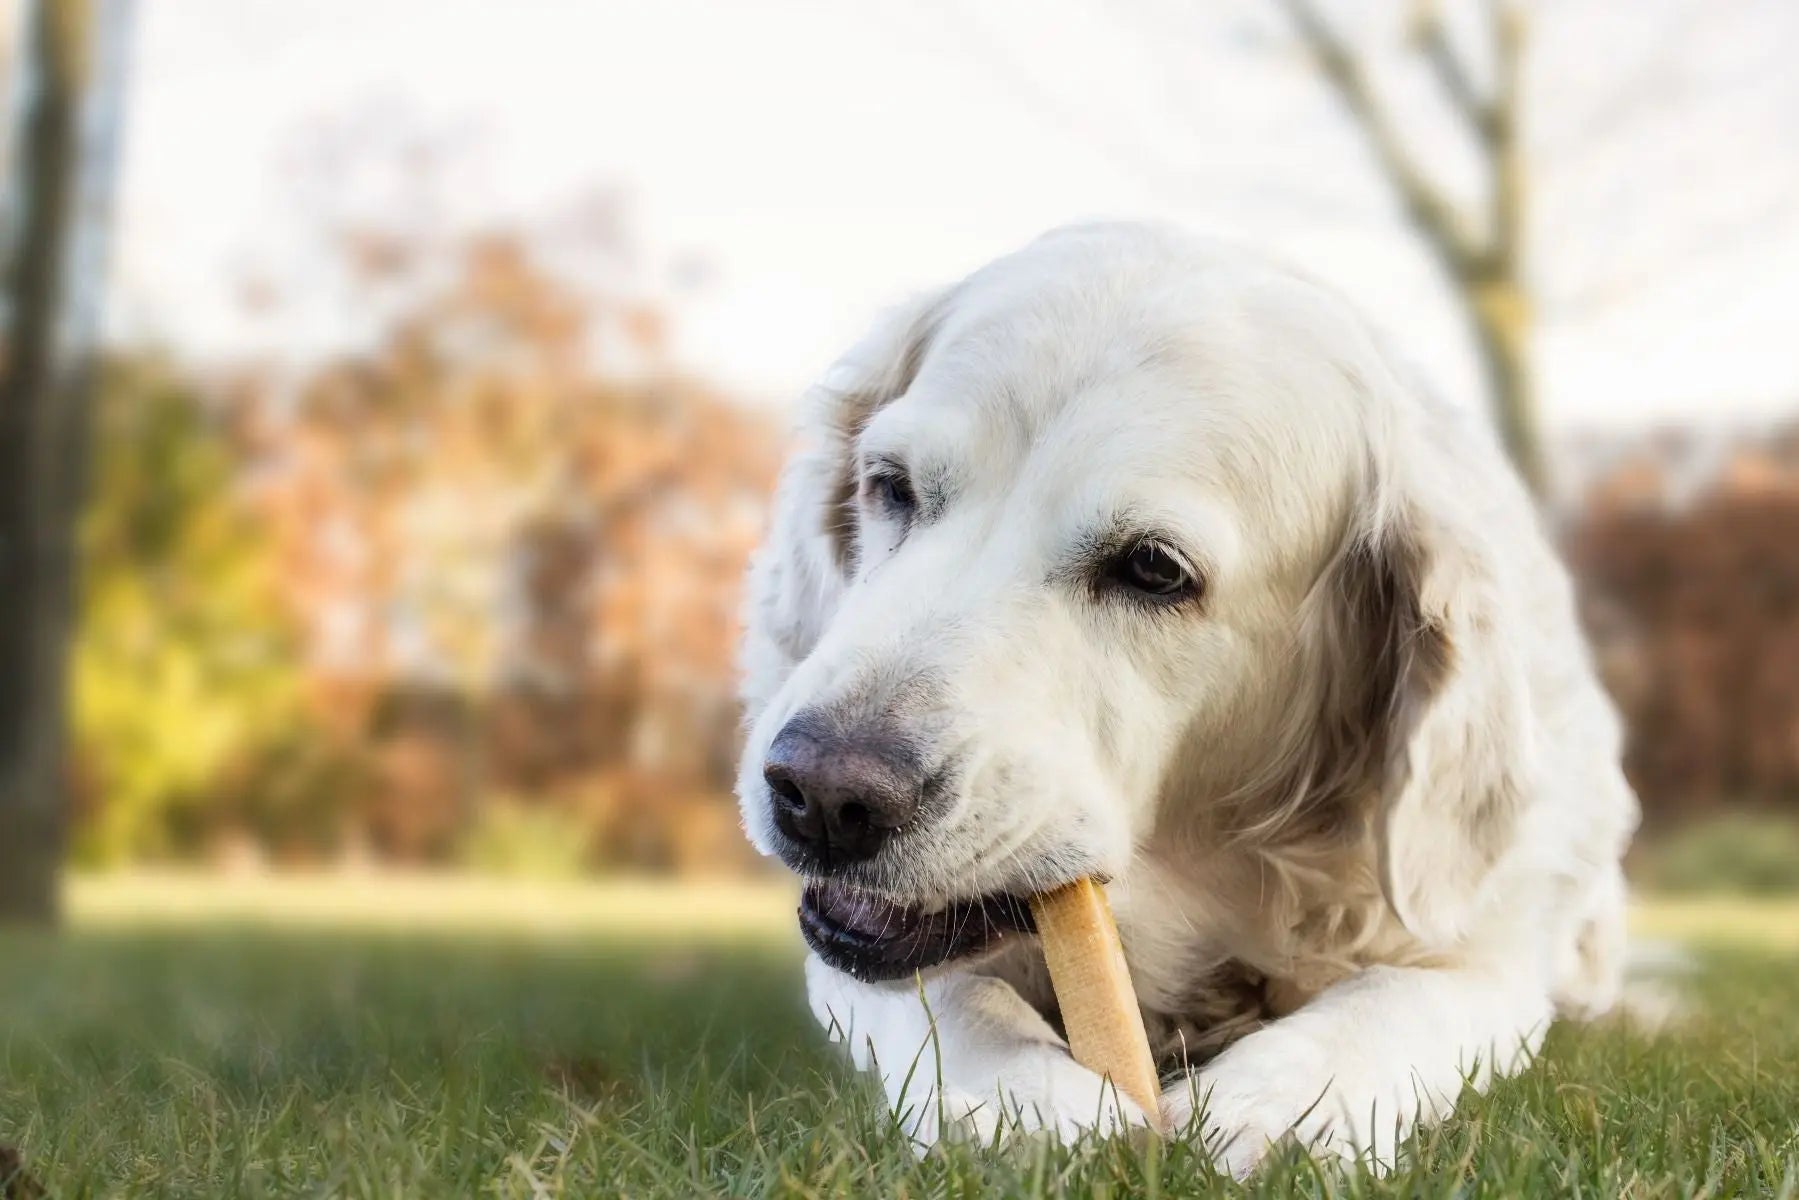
(763, 716, 923, 867)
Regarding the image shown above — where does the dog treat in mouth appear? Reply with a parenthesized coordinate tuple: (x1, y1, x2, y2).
(1030, 877, 1163, 1124)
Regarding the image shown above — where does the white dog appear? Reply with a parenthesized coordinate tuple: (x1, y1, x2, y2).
(735, 223, 1637, 1174)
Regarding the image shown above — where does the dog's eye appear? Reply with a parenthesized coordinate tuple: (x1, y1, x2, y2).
(867, 471, 916, 517)
(1108, 541, 1197, 600)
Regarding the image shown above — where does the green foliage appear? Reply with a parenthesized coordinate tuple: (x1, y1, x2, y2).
(456, 799, 594, 879)
(71, 361, 314, 863)
(1640, 813, 1799, 896)
(0, 908, 1794, 1197)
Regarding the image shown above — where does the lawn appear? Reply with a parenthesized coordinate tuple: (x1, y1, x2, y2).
(0, 875, 1794, 1198)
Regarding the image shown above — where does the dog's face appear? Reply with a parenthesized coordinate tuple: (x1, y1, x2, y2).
(738, 226, 1523, 982)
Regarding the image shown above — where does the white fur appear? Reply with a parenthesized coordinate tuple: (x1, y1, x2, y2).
(736, 223, 1638, 1174)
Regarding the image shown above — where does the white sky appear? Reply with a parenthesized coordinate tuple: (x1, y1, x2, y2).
(108, 0, 1799, 431)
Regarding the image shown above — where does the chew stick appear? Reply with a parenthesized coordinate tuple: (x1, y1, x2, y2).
(1030, 878, 1163, 1124)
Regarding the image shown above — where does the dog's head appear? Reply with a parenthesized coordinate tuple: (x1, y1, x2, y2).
(738, 224, 1535, 981)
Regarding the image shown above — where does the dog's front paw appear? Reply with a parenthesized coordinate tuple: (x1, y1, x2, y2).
(805, 956, 1151, 1150)
(1163, 1025, 1349, 1178)
(898, 1048, 1152, 1150)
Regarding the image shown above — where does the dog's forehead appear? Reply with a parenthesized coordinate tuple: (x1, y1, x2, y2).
(889, 281, 1367, 512)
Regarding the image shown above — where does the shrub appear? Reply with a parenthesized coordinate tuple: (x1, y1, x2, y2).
(72, 362, 318, 865)
(457, 799, 594, 879)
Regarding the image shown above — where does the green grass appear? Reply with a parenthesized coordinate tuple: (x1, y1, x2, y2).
(1, 876, 1795, 1198)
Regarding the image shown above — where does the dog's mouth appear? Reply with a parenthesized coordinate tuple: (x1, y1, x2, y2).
(798, 880, 1037, 982)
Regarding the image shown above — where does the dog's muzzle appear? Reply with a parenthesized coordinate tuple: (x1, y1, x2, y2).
(762, 710, 1037, 979)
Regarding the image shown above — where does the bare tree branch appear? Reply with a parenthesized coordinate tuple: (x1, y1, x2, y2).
(1410, 0, 1496, 135)
(1488, 0, 1526, 263)
(1277, 0, 1543, 493)
(1274, 0, 1489, 276)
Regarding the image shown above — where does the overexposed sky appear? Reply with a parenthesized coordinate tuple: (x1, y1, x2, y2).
(109, 0, 1799, 430)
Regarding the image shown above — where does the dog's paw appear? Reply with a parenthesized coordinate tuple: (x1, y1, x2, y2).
(1163, 1025, 1353, 1178)
(805, 955, 1150, 1150)
(898, 1051, 1152, 1151)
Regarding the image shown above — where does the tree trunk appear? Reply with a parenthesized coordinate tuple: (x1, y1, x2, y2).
(0, 0, 124, 924)
(1468, 275, 1545, 496)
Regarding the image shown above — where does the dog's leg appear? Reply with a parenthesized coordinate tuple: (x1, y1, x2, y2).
(1161, 963, 1552, 1177)
(805, 953, 1150, 1147)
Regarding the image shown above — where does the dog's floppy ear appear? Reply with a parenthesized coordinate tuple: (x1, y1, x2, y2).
(737, 291, 950, 725)
(1343, 458, 1536, 950)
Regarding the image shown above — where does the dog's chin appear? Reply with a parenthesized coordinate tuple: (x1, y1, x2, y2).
(798, 880, 1037, 983)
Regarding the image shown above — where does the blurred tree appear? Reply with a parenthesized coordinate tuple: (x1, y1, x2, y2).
(61, 207, 778, 870)
(255, 231, 778, 866)
(1571, 427, 1799, 822)
(0, 0, 130, 923)
(56, 94, 778, 868)
(70, 361, 320, 864)
(1277, 0, 1542, 491)
(956, 0, 1798, 498)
